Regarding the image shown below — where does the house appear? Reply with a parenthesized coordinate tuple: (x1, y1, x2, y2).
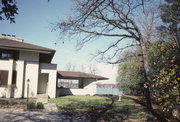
(0, 35, 57, 98)
(0, 35, 108, 99)
(57, 71, 108, 96)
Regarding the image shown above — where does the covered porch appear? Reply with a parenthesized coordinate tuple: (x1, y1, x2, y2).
(56, 71, 108, 96)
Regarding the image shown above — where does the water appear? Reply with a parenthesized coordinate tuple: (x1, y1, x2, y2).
(96, 87, 123, 95)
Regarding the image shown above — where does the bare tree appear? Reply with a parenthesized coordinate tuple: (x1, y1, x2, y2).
(54, 0, 159, 110)
(66, 63, 76, 71)
(88, 64, 98, 75)
(80, 65, 86, 72)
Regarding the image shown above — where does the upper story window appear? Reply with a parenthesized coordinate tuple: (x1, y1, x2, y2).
(0, 49, 19, 60)
(1, 53, 13, 59)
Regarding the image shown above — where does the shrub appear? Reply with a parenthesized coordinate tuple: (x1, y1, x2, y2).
(10, 101, 18, 105)
(19, 101, 26, 105)
(27, 102, 36, 109)
(36, 102, 44, 109)
(0, 101, 10, 105)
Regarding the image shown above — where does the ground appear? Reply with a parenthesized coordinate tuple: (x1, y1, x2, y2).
(0, 95, 157, 122)
(0, 109, 91, 122)
(49, 95, 156, 121)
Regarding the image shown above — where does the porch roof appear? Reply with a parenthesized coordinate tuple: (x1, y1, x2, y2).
(57, 71, 108, 80)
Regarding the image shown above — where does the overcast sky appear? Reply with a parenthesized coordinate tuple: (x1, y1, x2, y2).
(0, 0, 118, 83)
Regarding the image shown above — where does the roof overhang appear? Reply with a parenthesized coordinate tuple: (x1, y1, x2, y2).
(57, 71, 109, 80)
(0, 46, 54, 54)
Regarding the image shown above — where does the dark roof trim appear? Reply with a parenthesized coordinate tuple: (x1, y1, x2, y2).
(0, 46, 54, 54)
(0, 38, 55, 54)
(57, 71, 109, 80)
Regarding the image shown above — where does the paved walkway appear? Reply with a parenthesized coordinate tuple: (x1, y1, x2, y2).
(0, 104, 91, 122)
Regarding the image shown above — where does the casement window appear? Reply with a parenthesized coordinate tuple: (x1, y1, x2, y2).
(0, 50, 19, 60)
(58, 79, 79, 88)
(12, 71, 17, 85)
(1, 53, 13, 59)
(0, 70, 8, 87)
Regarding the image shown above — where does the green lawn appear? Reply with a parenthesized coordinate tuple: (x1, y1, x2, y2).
(49, 95, 155, 121)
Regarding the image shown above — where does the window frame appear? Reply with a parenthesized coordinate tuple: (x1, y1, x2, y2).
(0, 70, 9, 87)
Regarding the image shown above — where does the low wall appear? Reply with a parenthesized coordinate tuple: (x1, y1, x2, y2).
(56, 88, 95, 96)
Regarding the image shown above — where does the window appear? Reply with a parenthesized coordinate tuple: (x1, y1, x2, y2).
(58, 79, 79, 88)
(0, 50, 19, 60)
(1, 53, 12, 59)
(12, 71, 17, 84)
(0, 70, 8, 87)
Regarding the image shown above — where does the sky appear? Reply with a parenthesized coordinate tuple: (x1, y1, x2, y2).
(0, 0, 118, 83)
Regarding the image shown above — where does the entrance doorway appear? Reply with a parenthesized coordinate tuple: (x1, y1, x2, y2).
(38, 73, 48, 94)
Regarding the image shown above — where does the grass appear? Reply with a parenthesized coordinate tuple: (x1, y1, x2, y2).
(49, 95, 155, 121)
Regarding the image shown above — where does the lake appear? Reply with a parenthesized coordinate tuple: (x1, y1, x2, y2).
(96, 87, 123, 95)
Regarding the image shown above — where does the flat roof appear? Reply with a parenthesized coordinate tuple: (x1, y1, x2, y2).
(0, 38, 55, 54)
(0, 37, 55, 62)
(57, 71, 108, 80)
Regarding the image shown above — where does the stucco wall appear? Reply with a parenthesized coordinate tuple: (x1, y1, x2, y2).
(57, 88, 96, 96)
(13, 60, 24, 98)
(38, 73, 48, 94)
(57, 79, 97, 96)
(0, 59, 13, 98)
(19, 51, 39, 62)
(40, 63, 57, 98)
(0, 50, 57, 99)
(24, 61, 39, 98)
(83, 79, 97, 95)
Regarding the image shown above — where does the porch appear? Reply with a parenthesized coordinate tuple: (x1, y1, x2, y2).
(56, 71, 108, 96)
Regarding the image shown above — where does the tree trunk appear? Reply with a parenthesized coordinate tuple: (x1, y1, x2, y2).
(141, 42, 153, 110)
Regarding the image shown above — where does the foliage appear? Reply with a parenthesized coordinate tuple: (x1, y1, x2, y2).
(55, 0, 157, 110)
(116, 49, 144, 95)
(27, 102, 36, 110)
(19, 101, 26, 105)
(36, 102, 44, 109)
(117, 39, 180, 119)
(0, 0, 18, 23)
(149, 40, 180, 119)
(157, 0, 180, 46)
(0, 101, 10, 105)
(10, 101, 18, 105)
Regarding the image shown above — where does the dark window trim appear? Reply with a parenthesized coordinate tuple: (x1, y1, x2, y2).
(12, 71, 17, 85)
(0, 70, 8, 87)
(0, 49, 19, 60)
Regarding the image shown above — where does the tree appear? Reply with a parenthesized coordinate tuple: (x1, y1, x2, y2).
(116, 49, 144, 95)
(66, 63, 76, 71)
(155, 1, 180, 118)
(0, 0, 18, 23)
(54, 0, 158, 110)
(117, 40, 180, 120)
(88, 64, 98, 75)
(148, 40, 180, 119)
(157, 0, 180, 47)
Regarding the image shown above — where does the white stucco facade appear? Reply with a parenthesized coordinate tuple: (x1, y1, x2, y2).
(0, 48, 57, 98)
(0, 60, 13, 97)
(0, 36, 107, 99)
(57, 79, 97, 96)
(40, 63, 57, 98)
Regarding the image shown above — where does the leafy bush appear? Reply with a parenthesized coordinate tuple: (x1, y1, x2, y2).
(10, 101, 18, 105)
(36, 102, 44, 109)
(27, 102, 36, 109)
(0, 101, 10, 105)
(19, 101, 26, 105)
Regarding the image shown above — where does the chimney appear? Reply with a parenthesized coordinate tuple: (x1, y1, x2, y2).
(0, 34, 24, 42)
